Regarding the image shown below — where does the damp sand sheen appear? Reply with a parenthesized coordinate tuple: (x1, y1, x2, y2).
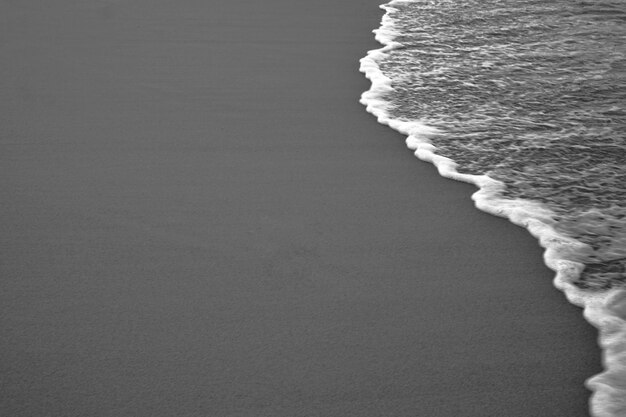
(0, 1, 617, 416)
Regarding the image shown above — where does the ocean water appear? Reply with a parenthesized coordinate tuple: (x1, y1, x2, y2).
(360, 0, 626, 416)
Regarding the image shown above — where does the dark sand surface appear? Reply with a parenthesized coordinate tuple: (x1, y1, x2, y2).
(1, 1, 601, 416)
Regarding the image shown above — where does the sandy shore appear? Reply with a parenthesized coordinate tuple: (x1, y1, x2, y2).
(1, 1, 601, 416)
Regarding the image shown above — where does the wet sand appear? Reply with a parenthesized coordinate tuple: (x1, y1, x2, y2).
(0, 1, 601, 416)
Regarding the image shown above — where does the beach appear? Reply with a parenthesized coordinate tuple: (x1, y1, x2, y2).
(0, 1, 602, 416)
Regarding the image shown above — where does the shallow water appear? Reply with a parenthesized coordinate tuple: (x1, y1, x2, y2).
(373, 0, 626, 290)
(360, 0, 626, 415)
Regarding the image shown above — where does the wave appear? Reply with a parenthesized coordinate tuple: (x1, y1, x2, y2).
(359, 2, 626, 416)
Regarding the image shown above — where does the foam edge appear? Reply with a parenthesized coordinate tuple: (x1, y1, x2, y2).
(359, 3, 626, 416)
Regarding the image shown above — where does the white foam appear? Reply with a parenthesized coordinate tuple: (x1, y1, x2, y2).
(360, 2, 626, 416)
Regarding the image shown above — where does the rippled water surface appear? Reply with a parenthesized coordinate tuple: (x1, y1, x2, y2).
(377, 0, 626, 289)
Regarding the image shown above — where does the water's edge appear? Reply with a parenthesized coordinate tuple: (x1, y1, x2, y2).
(359, 3, 626, 416)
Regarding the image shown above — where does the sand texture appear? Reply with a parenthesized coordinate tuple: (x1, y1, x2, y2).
(1, 1, 601, 416)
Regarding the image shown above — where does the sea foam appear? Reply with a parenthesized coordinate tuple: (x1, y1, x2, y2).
(360, 2, 626, 415)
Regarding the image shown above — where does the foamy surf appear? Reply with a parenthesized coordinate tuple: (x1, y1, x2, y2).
(360, 1, 626, 415)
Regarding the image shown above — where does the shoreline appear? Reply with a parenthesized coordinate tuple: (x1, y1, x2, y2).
(363, 4, 626, 415)
(1, 1, 602, 416)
